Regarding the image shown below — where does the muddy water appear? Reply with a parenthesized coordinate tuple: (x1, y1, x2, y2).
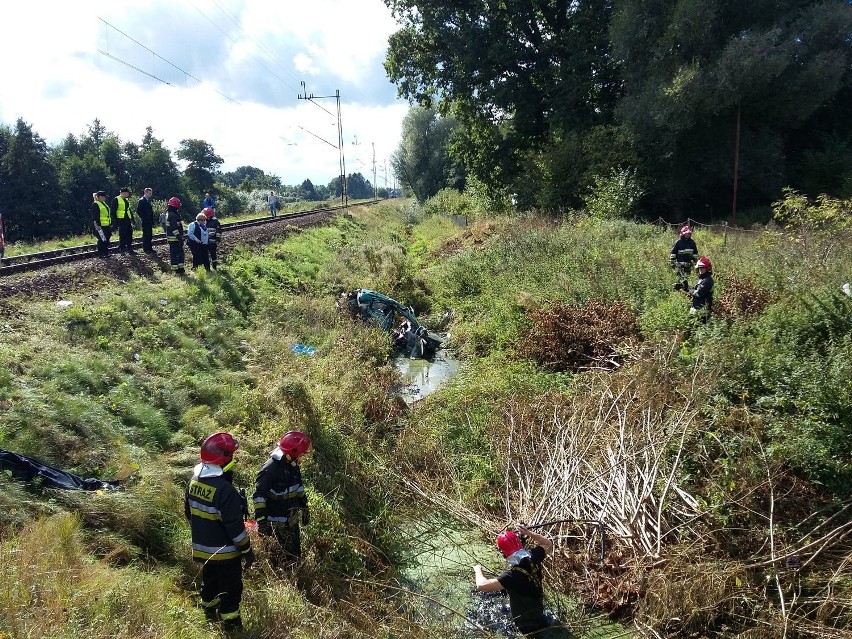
(398, 516, 632, 638)
(393, 352, 462, 403)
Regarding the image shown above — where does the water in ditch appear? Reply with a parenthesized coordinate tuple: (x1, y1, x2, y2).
(393, 350, 462, 403)
(397, 515, 632, 639)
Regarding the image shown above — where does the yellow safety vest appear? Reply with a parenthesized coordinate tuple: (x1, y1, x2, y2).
(96, 201, 111, 226)
(115, 197, 130, 220)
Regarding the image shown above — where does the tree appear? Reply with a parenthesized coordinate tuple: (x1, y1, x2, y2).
(0, 119, 61, 238)
(299, 178, 318, 201)
(385, 0, 617, 203)
(347, 172, 374, 199)
(135, 138, 182, 199)
(177, 139, 223, 199)
(610, 0, 852, 214)
(391, 107, 463, 202)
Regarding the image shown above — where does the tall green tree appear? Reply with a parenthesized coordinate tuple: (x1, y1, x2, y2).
(0, 119, 61, 238)
(611, 0, 852, 214)
(133, 129, 182, 199)
(391, 106, 463, 202)
(177, 139, 223, 200)
(385, 0, 617, 204)
(347, 172, 374, 199)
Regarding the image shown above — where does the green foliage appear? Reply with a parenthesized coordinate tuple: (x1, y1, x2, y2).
(584, 168, 644, 219)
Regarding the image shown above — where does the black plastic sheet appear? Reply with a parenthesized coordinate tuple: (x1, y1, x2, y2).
(0, 449, 122, 491)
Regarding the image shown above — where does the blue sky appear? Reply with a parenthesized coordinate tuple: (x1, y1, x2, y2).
(0, 0, 409, 187)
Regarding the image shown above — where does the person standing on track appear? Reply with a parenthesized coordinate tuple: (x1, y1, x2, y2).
(137, 187, 155, 254)
(111, 187, 135, 254)
(202, 192, 216, 212)
(164, 197, 185, 274)
(268, 191, 279, 218)
(92, 190, 112, 258)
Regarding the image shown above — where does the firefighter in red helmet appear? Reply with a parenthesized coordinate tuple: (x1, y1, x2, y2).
(252, 431, 312, 566)
(688, 256, 714, 322)
(473, 524, 557, 636)
(184, 432, 254, 634)
(670, 225, 699, 291)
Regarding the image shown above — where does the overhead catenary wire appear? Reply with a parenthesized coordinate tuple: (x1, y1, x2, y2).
(97, 17, 240, 104)
(182, 0, 301, 97)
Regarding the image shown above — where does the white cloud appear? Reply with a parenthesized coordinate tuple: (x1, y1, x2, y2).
(0, 0, 407, 186)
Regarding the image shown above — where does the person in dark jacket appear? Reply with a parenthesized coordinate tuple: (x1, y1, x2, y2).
(474, 524, 563, 637)
(670, 225, 698, 290)
(186, 212, 210, 271)
(203, 207, 222, 269)
(111, 187, 135, 254)
(92, 190, 112, 258)
(185, 432, 254, 634)
(253, 431, 311, 566)
(164, 197, 185, 274)
(688, 256, 714, 322)
(136, 187, 155, 253)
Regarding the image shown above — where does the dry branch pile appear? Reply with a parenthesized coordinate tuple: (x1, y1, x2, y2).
(716, 272, 775, 322)
(518, 299, 638, 372)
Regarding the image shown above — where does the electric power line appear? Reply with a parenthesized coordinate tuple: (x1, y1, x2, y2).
(97, 17, 240, 104)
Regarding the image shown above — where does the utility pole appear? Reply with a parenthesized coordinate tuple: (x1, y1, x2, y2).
(298, 81, 347, 207)
(372, 142, 377, 201)
(732, 105, 741, 225)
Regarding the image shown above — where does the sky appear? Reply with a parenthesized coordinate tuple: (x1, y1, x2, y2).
(0, 0, 410, 188)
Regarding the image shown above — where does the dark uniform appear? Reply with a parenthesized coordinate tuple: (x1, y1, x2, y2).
(165, 207, 185, 273)
(206, 214, 222, 269)
(670, 237, 698, 285)
(92, 196, 112, 257)
(690, 271, 714, 322)
(136, 193, 155, 253)
(497, 546, 550, 636)
(253, 449, 308, 563)
(184, 463, 253, 630)
(187, 219, 210, 271)
(111, 190, 135, 253)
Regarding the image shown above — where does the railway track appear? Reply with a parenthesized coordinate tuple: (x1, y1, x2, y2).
(0, 202, 363, 277)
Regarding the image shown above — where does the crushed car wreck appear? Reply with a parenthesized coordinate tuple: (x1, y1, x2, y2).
(338, 288, 442, 359)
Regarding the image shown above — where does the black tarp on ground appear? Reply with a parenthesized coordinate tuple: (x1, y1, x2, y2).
(0, 449, 122, 491)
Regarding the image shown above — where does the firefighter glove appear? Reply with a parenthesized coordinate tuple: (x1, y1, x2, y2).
(243, 550, 255, 569)
(257, 520, 272, 536)
(301, 508, 310, 526)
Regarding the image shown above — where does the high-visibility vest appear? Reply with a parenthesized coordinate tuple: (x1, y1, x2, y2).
(96, 201, 111, 226)
(115, 197, 130, 220)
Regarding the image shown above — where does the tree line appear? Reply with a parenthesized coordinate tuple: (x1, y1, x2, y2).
(386, 0, 852, 220)
(0, 118, 380, 241)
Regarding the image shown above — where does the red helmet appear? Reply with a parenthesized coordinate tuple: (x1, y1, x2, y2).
(679, 225, 693, 236)
(168, 197, 182, 209)
(279, 431, 311, 460)
(200, 432, 239, 466)
(496, 530, 524, 558)
(202, 207, 214, 219)
(695, 256, 712, 272)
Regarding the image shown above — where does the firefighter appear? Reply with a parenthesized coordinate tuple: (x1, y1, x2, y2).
(203, 206, 222, 269)
(473, 524, 558, 637)
(688, 256, 714, 322)
(253, 431, 311, 566)
(111, 187, 135, 254)
(92, 190, 112, 258)
(670, 225, 699, 291)
(184, 432, 254, 634)
(164, 197, 185, 274)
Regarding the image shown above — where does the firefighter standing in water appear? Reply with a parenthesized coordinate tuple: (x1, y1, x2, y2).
(164, 197, 185, 273)
(473, 524, 564, 637)
(253, 431, 311, 566)
(184, 432, 254, 634)
(670, 225, 699, 290)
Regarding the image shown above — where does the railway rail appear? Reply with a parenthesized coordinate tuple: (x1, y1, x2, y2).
(0, 202, 364, 277)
